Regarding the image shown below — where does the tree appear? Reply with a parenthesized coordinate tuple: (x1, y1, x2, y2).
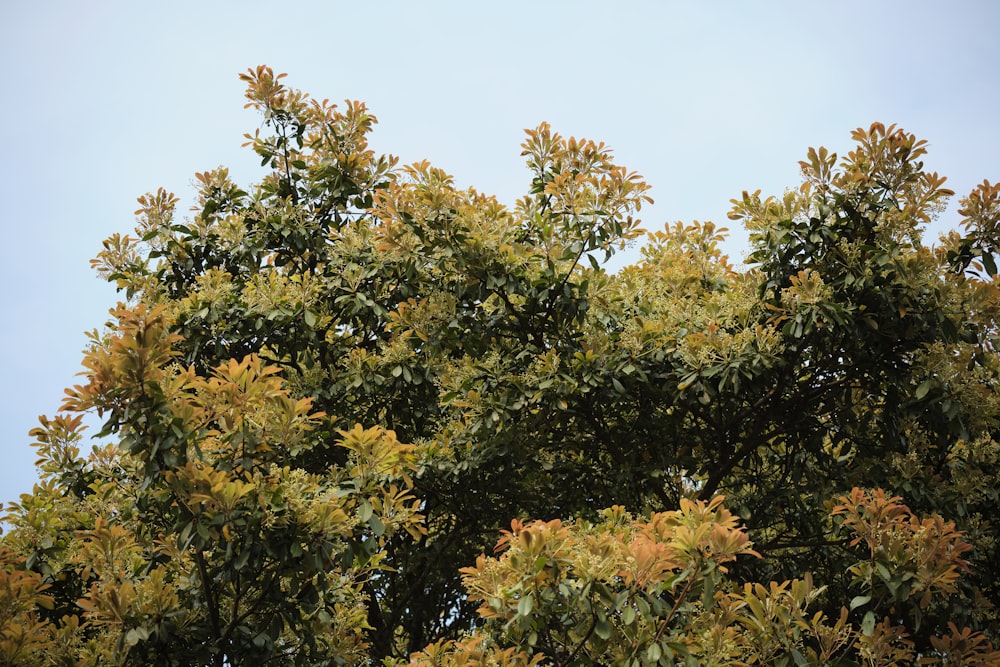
(2, 66, 999, 664)
(407, 491, 993, 666)
(1, 303, 423, 665)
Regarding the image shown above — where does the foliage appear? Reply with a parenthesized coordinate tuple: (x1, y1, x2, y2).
(1, 303, 423, 665)
(2, 67, 1000, 665)
(410, 493, 997, 666)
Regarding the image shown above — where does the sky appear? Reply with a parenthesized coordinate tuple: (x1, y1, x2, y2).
(1, 1, 998, 508)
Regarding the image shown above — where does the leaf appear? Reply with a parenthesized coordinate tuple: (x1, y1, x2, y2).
(517, 595, 533, 617)
(368, 514, 385, 537)
(594, 616, 612, 640)
(621, 605, 636, 625)
(358, 499, 373, 522)
(850, 594, 871, 610)
(983, 251, 997, 276)
(915, 379, 933, 400)
(861, 611, 876, 636)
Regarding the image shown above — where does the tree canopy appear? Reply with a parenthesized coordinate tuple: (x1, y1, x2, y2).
(2, 66, 1000, 666)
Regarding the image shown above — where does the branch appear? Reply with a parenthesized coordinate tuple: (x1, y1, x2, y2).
(193, 550, 224, 664)
(562, 606, 598, 666)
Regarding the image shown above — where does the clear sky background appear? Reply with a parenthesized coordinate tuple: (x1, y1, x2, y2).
(1, 1, 998, 508)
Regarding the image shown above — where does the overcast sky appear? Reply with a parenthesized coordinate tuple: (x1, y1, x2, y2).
(2, 1, 998, 507)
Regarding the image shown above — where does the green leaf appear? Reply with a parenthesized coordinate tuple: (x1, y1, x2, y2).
(915, 379, 933, 399)
(621, 605, 636, 625)
(983, 252, 997, 276)
(368, 514, 385, 537)
(594, 616, 612, 640)
(358, 500, 373, 522)
(861, 611, 876, 636)
(517, 595, 533, 617)
(196, 523, 210, 541)
(702, 570, 716, 610)
(234, 546, 251, 571)
(850, 594, 871, 610)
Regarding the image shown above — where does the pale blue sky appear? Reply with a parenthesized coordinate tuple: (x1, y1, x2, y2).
(2, 1, 998, 506)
